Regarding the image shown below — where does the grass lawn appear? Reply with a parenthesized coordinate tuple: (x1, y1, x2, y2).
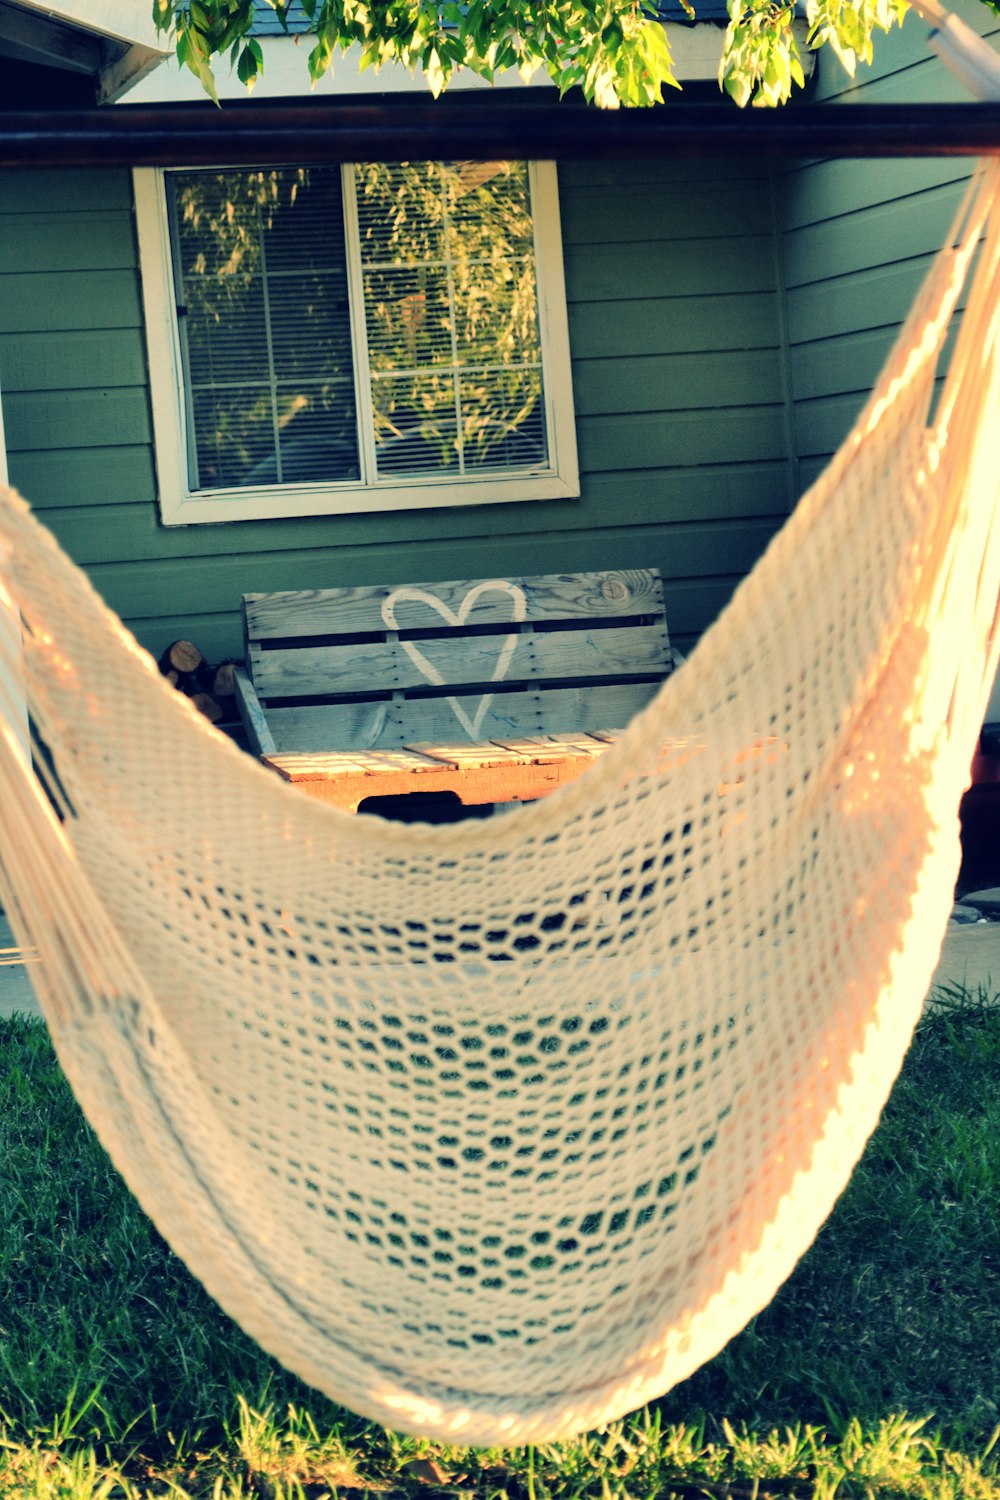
(1, 985, 998, 1499)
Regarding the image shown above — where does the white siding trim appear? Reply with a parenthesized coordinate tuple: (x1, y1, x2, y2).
(12, 0, 162, 48)
(134, 159, 579, 526)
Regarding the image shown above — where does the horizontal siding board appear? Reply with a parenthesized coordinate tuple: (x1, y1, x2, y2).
(789, 325, 897, 402)
(578, 407, 787, 471)
(564, 236, 777, 302)
(8, 448, 157, 509)
(794, 392, 867, 460)
(785, 256, 934, 344)
(43, 465, 790, 559)
(558, 159, 770, 193)
(0, 213, 136, 272)
(781, 157, 973, 232)
(791, 321, 960, 403)
(127, 613, 245, 665)
(0, 168, 133, 214)
(0, 270, 142, 333)
(568, 293, 780, 359)
(782, 183, 967, 289)
(0, 329, 147, 393)
(573, 349, 783, 416)
(88, 521, 780, 620)
(4, 389, 151, 452)
(559, 184, 774, 244)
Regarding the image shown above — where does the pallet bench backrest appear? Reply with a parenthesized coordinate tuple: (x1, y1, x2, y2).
(237, 569, 675, 755)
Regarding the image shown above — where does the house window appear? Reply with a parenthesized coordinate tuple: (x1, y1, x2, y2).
(134, 160, 578, 525)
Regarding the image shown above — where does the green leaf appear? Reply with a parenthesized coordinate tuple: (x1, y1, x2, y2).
(236, 41, 260, 88)
(425, 46, 446, 95)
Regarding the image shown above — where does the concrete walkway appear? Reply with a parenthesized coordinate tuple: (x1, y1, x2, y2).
(3, 904, 1000, 1025)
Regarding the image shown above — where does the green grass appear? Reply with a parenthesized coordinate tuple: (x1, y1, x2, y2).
(1, 986, 999, 1498)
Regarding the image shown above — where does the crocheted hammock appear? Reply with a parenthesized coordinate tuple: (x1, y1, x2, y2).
(1, 154, 999, 1446)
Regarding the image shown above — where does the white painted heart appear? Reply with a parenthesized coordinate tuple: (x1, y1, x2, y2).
(381, 581, 527, 739)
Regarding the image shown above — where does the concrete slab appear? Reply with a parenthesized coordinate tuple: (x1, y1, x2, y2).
(0, 912, 42, 1021)
(927, 921, 1000, 1002)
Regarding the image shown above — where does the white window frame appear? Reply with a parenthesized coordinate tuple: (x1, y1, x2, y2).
(134, 160, 579, 526)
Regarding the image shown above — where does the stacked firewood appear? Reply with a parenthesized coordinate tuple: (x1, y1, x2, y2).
(157, 640, 238, 725)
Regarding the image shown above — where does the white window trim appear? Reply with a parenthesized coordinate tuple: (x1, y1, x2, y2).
(134, 160, 579, 527)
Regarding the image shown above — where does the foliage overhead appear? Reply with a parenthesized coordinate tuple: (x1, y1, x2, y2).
(152, 0, 955, 109)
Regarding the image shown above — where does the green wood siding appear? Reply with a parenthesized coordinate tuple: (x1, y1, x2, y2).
(1, 156, 793, 665)
(778, 0, 1000, 476)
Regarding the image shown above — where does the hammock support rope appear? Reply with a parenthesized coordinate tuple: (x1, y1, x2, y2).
(0, 154, 999, 1443)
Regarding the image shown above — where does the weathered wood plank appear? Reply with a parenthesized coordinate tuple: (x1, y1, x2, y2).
(233, 667, 277, 757)
(248, 622, 671, 700)
(245, 571, 664, 642)
(263, 746, 612, 812)
(265, 682, 660, 752)
(409, 742, 533, 769)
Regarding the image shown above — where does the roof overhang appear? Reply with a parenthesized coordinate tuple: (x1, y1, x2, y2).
(0, 0, 169, 102)
(1, 99, 998, 164)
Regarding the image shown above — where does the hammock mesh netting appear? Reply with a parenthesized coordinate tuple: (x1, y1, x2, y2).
(0, 159, 999, 1447)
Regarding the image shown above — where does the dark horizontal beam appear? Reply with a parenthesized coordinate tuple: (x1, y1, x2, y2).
(1, 100, 1000, 165)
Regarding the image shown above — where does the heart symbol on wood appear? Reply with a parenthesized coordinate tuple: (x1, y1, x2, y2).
(381, 581, 528, 739)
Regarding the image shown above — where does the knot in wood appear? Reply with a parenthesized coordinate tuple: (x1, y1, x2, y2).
(601, 576, 629, 602)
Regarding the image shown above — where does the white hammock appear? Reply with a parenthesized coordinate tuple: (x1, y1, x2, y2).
(1, 153, 999, 1447)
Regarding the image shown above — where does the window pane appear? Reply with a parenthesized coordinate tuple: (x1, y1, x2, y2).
(191, 386, 276, 490)
(267, 272, 353, 381)
(354, 161, 549, 482)
(354, 162, 446, 267)
(372, 372, 459, 478)
(452, 259, 540, 365)
(362, 266, 453, 372)
(459, 369, 547, 471)
(168, 168, 359, 490)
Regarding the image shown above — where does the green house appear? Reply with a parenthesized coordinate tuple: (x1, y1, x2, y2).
(0, 0, 997, 727)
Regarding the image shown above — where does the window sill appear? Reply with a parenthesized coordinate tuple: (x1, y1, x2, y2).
(158, 472, 580, 526)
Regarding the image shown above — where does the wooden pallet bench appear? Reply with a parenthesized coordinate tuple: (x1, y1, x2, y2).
(234, 570, 679, 813)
